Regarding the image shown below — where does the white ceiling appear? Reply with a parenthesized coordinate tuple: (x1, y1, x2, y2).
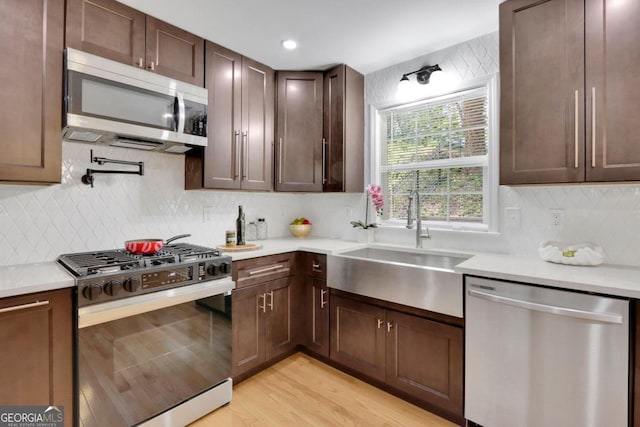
(119, 0, 501, 74)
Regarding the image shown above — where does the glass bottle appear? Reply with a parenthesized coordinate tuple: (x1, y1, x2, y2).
(246, 221, 257, 241)
(257, 218, 268, 240)
(236, 205, 246, 245)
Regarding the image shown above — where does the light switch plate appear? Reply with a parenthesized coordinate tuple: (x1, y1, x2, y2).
(505, 207, 521, 229)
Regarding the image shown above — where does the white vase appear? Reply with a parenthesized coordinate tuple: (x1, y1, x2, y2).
(357, 228, 374, 244)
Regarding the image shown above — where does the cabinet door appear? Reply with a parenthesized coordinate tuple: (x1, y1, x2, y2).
(145, 16, 204, 86)
(323, 65, 364, 193)
(66, 0, 145, 68)
(275, 71, 324, 192)
(499, 0, 585, 184)
(265, 277, 294, 360)
(0, 0, 63, 183)
(386, 310, 463, 418)
(0, 289, 73, 427)
(241, 57, 274, 191)
(307, 277, 329, 357)
(330, 294, 386, 382)
(586, 0, 640, 181)
(232, 284, 265, 378)
(203, 42, 242, 189)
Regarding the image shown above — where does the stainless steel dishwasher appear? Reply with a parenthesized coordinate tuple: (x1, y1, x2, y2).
(465, 276, 629, 427)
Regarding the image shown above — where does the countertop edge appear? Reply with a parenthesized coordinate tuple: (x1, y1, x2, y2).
(0, 262, 75, 299)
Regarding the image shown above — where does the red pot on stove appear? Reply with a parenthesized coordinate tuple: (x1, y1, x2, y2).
(125, 234, 191, 255)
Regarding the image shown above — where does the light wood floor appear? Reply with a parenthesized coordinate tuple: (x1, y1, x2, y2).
(190, 353, 456, 427)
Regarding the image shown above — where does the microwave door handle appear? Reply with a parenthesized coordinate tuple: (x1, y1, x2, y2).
(176, 92, 186, 133)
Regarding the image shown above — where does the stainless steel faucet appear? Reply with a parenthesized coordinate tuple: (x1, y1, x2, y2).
(406, 189, 431, 248)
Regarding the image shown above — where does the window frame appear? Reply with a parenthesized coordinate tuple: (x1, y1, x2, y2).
(369, 74, 499, 232)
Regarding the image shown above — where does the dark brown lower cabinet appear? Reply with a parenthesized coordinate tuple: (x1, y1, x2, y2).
(0, 288, 73, 427)
(232, 277, 294, 379)
(306, 277, 330, 357)
(330, 294, 386, 382)
(330, 293, 463, 423)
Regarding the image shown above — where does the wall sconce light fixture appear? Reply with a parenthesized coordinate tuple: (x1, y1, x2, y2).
(399, 64, 442, 86)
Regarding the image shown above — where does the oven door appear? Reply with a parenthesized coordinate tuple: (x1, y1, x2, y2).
(77, 279, 233, 427)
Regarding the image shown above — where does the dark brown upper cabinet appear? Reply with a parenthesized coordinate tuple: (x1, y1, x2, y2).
(0, 0, 63, 184)
(500, 0, 640, 184)
(185, 42, 274, 191)
(66, 0, 204, 86)
(323, 65, 365, 193)
(275, 71, 325, 192)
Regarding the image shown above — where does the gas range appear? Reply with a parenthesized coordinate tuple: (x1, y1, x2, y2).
(58, 243, 232, 307)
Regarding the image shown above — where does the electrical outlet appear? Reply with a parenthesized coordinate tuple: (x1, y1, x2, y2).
(505, 207, 521, 229)
(203, 206, 214, 222)
(344, 206, 353, 220)
(550, 209, 564, 230)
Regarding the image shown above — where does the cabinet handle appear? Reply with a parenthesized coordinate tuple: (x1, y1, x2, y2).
(320, 289, 327, 308)
(258, 293, 266, 313)
(137, 58, 144, 68)
(0, 300, 49, 314)
(591, 87, 596, 168)
(377, 319, 384, 329)
(387, 321, 393, 333)
(234, 131, 241, 179)
(278, 138, 283, 184)
(267, 291, 274, 311)
(242, 131, 248, 180)
(248, 264, 284, 276)
(312, 262, 321, 272)
(574, 89, 579, 169)
(148, 61, 155, 71)
(322, 138, 327, 184)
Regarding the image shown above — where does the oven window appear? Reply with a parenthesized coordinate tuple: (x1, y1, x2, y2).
(78, 300, 231, 426)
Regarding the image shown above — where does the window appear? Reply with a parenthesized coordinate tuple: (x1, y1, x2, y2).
(373, 77, 498, 231)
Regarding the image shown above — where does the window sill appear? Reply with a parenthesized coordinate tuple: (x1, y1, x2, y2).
(376, 221, 501, 237)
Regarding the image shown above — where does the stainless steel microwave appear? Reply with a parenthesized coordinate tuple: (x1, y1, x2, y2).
(63, 48, 208, 153)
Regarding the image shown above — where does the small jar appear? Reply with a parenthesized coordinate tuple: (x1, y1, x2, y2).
(225, 230, 235, 247)
(246, 221, 257, 241)
(257, 218, 268, 240)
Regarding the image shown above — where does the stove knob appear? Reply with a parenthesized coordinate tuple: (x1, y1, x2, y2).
(206, 264, 217, 276)
(219, 262, 231, 274)
(82, 284, 102, 300)
(123, 278, 140, 292)
(104, 280, 122, 296)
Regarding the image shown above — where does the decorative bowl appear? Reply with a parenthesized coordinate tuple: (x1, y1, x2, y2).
(290, 224, 312, 238)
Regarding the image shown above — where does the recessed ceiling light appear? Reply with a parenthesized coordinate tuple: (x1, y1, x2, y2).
(281, 39, 297, 50)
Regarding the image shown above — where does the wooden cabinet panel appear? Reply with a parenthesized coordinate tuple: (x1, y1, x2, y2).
(0, 289, 73, 427)
(231, 284, 265, 377)
(308, 277, 329, 357)
(145, 16, 204, 86)
(585, 0, 640, 181)
(203, 42, 242, 189)
(265, 278, 294, 360)
(233, 252, 294, 289)
(386, 310, 463, 417)
(241, 57, 274, 191)
(275, 71, 324, 192)
(66, 0, 145, 68)
(193, 43, 273, 190)
(499, 0, 585, 185)
(66, 0, 203, 85)
(0, 0, 63, 183)
(330, 294, 386, 382)
(323, 65, 364, 193)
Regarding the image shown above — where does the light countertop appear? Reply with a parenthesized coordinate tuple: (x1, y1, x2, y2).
(221, 238, 367, 261)
(456, 253, 640, 299)
(0, 262, 75, 299)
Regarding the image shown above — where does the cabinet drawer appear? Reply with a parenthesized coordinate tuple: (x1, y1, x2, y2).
(304, 253, 326, 278)
(234, 253, 295, 288)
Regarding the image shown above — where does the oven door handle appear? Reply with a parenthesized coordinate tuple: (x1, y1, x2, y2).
(78, 278, 235, 328)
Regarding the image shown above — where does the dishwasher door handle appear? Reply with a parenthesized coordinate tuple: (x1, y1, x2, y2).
(467, 289, 623, 324)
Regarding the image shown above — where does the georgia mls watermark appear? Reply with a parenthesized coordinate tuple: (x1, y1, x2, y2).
(0, 406, 63, 427)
